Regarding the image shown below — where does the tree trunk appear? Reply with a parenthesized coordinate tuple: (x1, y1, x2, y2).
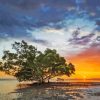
(39, 77, 45, 84)
(47, 77, 50, 83)
(48, 79, 50, 83)
(41, 80, 44, 84)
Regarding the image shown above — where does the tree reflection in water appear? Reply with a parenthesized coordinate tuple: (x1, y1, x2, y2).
(11, 82, 85, 100)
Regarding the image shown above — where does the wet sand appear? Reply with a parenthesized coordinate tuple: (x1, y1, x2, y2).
(0, 80, 100, 100)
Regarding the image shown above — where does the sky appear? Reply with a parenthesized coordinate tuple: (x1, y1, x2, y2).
(0, 0, 100, 79)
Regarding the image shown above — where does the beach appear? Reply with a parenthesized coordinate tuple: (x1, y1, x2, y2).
(0, 79, 100, 100)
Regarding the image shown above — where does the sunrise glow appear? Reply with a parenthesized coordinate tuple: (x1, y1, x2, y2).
(0, 0, 100, 81)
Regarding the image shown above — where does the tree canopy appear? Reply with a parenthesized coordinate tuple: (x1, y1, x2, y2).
(0, 40, 75, 83)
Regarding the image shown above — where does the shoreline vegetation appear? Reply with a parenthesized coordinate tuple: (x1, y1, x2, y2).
(0, 40, 75, 84)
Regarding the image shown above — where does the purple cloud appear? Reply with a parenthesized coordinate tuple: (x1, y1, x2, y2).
(69, 31, 95, 45)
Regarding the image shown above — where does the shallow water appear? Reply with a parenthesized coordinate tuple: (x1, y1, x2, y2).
(0, 80, 100, 100)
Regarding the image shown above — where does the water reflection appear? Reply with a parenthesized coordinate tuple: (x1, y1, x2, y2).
(12, 84, 85, 100)
(0, 80, 100, 100)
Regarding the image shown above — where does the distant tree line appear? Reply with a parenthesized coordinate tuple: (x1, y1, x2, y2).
(0, 40, 75, 83)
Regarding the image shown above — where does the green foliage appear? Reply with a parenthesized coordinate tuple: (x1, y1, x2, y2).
(0, 40, 75, 83)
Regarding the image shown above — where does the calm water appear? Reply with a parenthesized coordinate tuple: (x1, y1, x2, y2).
(0, 80, 100, 100)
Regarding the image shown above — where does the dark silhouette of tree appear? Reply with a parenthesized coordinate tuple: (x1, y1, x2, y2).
(0, 40, 75, 83)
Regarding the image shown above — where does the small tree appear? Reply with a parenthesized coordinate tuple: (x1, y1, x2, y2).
(0, 40, 75, 83)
